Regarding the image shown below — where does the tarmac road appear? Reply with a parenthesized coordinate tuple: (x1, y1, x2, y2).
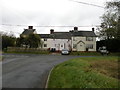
(2, 54, 80, 88)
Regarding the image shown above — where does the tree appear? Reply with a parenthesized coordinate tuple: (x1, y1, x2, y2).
(27, 34, 41, 48)
(1, 33, 16, 50)
(17, 34, 42, 48)
(16, 37, 29, 47)
(99, 0, 120, 40)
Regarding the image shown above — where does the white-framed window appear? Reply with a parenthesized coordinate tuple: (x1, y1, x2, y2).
(73, 44, 76, 49)
(86, 37, 93, 41)
(73, 37, 75, 41)
(44, 44, 47, 47)
(86, 44, 93, 49)
(55, 44, 56, 47)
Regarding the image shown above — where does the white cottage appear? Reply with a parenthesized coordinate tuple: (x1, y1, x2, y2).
(21, 26, 96, 51)
(39, 29, 72, 51)
(71, 27, 96, 51)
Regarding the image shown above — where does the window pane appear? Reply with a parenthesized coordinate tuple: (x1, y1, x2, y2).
(86, 44, 93, 49)
(44, 44, 47, 47)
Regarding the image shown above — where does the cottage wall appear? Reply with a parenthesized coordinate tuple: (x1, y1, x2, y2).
(41, 38, 71, 51)
(72, 36, 96, 51)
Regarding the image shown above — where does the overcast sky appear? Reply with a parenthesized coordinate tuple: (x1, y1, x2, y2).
(1, 0, 111, 37)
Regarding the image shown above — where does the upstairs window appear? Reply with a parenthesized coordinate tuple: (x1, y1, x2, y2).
(44, 44, 47, 47)
(86, 37, 93, 41)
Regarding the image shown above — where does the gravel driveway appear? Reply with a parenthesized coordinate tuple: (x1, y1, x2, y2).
(2, 54, 80, 88)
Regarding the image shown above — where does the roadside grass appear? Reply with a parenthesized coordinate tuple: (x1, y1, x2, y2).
(70, 51, 120, 56)
(70, 51, 101, 56)
(48, 56, 119, 88)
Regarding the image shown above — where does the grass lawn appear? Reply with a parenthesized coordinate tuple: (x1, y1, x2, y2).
(70, 51, 120, 56)
(48, 56, 119, 88)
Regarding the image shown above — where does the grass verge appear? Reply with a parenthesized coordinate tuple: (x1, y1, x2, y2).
(48, 56, 119, 88)
(70, 51, 120, 56)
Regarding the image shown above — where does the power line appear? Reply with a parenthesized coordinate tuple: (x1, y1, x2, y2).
(69, 0, 104, 8)
(1, 24, 100, 27)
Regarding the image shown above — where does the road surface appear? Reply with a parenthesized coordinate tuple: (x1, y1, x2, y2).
(2, 54, 80, 88)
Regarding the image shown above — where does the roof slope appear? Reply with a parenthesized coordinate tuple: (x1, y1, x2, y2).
(72, 31, 96, 37)
(21, 29, 36, 35)
(38, 34, 51, 38)
(39, 31, 96, 39)
(39, 32, 72, 39)
(53, 32, 72, 39)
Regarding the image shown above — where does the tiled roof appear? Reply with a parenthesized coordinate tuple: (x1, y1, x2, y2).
(39, 32, 72, 39)
(38, 34, 51, 38)
(71, 31, 96, 37)
(21, 29, 96, 39)
(53, 32, 72, 39)
(21, 29, 36, 35)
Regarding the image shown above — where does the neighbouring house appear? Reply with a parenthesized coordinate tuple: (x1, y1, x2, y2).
(20, 26, 97, 51)
(38, 30, 72, 51)
(71, 27, 96, 51)
(20, 26, 37, 38)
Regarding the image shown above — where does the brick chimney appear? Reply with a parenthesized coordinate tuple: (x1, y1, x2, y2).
(28, 26, 33, 29)
(50, 29, 54, 34)
(92, 28, 94, 32)
(74, 27, 78, 32)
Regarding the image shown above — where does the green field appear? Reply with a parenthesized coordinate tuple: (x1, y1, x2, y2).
(48, 56, 119, 88)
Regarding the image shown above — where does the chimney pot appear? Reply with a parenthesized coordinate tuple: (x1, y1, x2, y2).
(50, 29, 54, 34)
(74, 27, 78, 31)
(28, 26, 33, 29)
(92, 28, 94, 32)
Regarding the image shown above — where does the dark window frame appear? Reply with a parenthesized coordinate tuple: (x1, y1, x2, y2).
(44, 44, 47, 47)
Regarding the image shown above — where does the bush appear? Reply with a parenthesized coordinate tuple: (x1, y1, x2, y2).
(97, 39, 120, 52)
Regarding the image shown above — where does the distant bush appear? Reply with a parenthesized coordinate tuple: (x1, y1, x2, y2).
(70, 51, 101, 56)
(97, 39, 120, 52)
(2, 35, 16, 50)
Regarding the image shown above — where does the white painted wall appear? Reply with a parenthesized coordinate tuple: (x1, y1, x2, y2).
(41, 38, 53, 49)
(41, 38, 72, 51)
(53, 39, 71, 51)
(41, 36, 96, 51)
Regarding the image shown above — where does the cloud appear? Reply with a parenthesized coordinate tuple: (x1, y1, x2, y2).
(1, 0, 111, 37)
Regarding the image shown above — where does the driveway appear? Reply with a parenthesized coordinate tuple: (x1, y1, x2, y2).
(2, 54, 80, 88)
